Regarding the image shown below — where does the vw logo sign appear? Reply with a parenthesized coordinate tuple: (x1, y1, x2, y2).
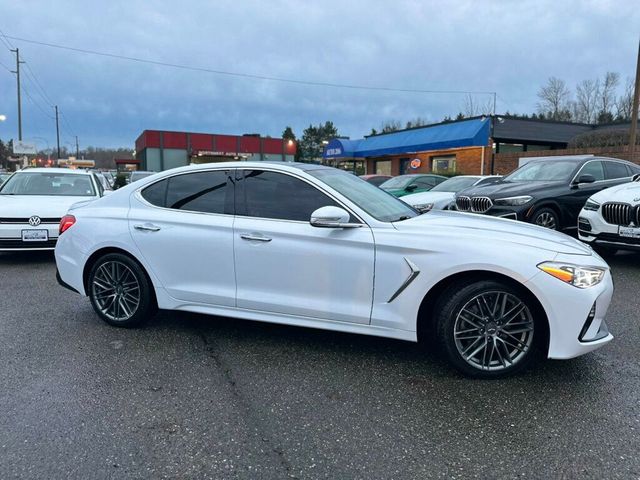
(28, 215, 41, 227)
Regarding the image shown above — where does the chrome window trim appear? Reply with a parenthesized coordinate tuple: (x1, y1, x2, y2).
(571, 159, 634, 185)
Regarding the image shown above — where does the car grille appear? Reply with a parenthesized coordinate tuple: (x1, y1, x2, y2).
(597, 232, 640, 246)
(0, 217, 61, 224)
(601, 203, 632, 226)
(456, 196, 471, 211)
(0, 239, 57, 249)
(456, 196, 493, 213)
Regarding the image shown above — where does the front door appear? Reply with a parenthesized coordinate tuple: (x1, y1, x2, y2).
(129, 169, 236, 306)
(233, 169, 375, 324)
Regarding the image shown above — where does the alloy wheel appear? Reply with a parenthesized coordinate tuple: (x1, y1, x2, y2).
(453, 291, 534, 371)
(91, 260, 141, 322)
(535, 212, 557, 229)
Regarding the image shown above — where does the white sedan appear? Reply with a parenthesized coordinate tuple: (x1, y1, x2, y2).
(578, 174, 640, 253)
(401, 175, 500, 212)
(0, 168, 106, 251)
(55, 162, 613, 378)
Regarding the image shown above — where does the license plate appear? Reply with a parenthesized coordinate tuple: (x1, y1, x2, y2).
(618, 226, 640, 238)
(21, 229, 49, 242)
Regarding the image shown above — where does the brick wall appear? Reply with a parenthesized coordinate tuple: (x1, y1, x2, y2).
(365, 146, 492, 176)
(493, 146, 640, 175)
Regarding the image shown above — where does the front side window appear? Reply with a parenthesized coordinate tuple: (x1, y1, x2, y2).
(578, 161, 605, 181)
(141, 171, 230, 214)
(0, 172, 96, 196)
(236, 170, 340, 222)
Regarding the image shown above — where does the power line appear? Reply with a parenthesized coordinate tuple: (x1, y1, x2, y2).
(21, 83, 55, 120)
(22, 62, 55, 106)
(3, 33, 497, 97)
(0, 58, 11, 72)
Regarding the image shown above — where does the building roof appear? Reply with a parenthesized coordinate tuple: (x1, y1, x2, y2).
(324, 118, 490, 159)
(492, 117, 593, 144)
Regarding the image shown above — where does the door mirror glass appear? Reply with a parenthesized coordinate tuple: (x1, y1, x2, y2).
(310, 206, 360, 228)
(575, 174, 596, 185)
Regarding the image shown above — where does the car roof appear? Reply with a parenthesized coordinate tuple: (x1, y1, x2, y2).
(139, 161, 337, 177)
(15, 167, 91, 175)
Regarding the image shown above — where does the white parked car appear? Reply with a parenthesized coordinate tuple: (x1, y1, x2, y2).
(55, 162, 613, 378)
(401, 175, 500, 212)
(0, 168, 106, 251)
(578, 174, 640, 253)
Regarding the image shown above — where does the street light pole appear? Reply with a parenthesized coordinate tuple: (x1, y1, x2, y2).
(75, 136, 79, 158)
(629, 38, 640, 159)
(10, 48, 24, 141)
(55, 105, 61, 159)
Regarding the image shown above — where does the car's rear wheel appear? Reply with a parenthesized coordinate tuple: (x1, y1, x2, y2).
(436, 280, 543, 379)
(88, 253, 155, 327)
(531, 207, 559, 230)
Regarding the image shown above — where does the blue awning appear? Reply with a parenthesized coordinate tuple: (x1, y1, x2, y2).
(323, 118, 490, 159)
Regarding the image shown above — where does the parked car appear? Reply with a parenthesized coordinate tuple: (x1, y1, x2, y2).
(578, 174, 640, 253)
(129, 170, 156, 183)
(359, 174, 392, 186)
(55, 162, 613, 378)
(89, 170, 113, 192)
(402, 175, 501, 212)
(0, 168, 106, 251)
(454, 155, 640, 231)
(379, 174, 447, 197)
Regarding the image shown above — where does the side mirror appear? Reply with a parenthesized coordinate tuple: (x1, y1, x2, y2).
(310, 206, 362, 229)
(632, 173, 640, 182)
(405, 184, 418, 192)
(574, 174, 596, 186)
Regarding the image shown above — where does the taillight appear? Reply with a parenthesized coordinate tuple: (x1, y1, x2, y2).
(59, 215, 76, 234)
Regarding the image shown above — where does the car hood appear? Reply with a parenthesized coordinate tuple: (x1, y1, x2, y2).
(0, 195, 95, 217)
(394, 210, 593, 255)
(401, 191, 454, 207)
(458, 180, 562, 198)
(590, 181, 640, 204)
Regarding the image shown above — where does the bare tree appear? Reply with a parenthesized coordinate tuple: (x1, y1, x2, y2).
(598, 71, 620, 120)
(462, 94, 494, 117)
(405, 117, 428, 129)
(574, 78, 600, 123)
(616, 77, 635, 121)
(379, 120, 403, 134)
(537, 77, 572, 120)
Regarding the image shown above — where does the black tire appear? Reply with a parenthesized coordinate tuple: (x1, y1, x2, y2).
(435, 280, 544, 379)
(88, 253, 156, 327)
(530, 207, 559, 230)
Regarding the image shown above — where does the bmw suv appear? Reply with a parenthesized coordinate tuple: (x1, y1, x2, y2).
(454, 155, 640, 231)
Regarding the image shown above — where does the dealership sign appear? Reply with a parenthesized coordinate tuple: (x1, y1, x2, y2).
(13, 141, 37, 155)
(325, 147, 342, 157)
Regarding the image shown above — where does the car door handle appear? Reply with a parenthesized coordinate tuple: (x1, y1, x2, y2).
(240, 233, 272, 242)
(134, 223, 161, 232)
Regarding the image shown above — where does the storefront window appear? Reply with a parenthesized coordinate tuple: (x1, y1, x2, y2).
(375, 160, 392, 176)
(431, 155, 456, 174)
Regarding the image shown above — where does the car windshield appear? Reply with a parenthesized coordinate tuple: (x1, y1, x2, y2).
(429, 176, 480, 192)
(308, 169, 419, 222)
(504, 161, 578, 182)
(0, 172, 96, 196)
(379, 175, 416, 189)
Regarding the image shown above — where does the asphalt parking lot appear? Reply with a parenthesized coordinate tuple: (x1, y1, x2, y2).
(1, 252, 639, 479)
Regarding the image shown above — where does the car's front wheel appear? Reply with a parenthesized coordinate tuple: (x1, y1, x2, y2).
(531, 207, 559, 230)
(88, 253, 155, 327)
(436, 280, 543, 378)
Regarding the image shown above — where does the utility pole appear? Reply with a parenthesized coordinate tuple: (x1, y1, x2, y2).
(10, 48, 24, 141)
(629, 38, 640, 159)
(75, 135, 79, 158)
(55, 105, 61, 159)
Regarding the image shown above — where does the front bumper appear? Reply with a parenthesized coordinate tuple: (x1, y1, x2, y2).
(0, 223, 59, 251)
(578, 209, 640, 252)
(525, 254, 614, 359)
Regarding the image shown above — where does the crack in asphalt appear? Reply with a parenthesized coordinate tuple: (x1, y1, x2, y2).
(195, 329, 299, 479)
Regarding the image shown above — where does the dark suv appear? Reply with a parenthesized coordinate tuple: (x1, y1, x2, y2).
(454, 155, 640, 231)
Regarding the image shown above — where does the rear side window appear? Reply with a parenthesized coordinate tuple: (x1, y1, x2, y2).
(141, 171, 231, 214)
(604, 161, 630, 180)
(236, 170, 339, 221)
(141, 179, 168, 206)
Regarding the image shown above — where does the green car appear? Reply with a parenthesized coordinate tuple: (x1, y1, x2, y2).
(379, 174, 447, 197)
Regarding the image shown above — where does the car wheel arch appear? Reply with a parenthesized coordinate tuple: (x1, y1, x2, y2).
(527, 202, 563, 226)
(82, 246, 157, 309)
(416, 270, 549, 351)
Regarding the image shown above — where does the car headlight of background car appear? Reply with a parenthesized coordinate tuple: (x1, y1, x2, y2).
(494, 195, 533, 206)
(414, 203, 434, 212)
(583, 199, 600, 211)
(538, 261, 606, 288)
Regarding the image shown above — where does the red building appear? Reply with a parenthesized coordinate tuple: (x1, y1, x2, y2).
(134, 130, 297, 171)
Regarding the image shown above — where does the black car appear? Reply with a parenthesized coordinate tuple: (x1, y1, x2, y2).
(454, 155, 640, 231)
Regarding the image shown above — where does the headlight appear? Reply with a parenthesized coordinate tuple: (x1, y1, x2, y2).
(583, 199, 600, 211)
(414, 203, 434, 212)
(538, 261, 606, 288)
(494, 195, 533, 206)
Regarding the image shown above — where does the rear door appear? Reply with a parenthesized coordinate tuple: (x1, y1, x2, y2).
(129, 169, 236, 306)
(233, 168, 375, 324)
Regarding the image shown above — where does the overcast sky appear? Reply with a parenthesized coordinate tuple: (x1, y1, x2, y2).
(0, 0, 638, 151)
